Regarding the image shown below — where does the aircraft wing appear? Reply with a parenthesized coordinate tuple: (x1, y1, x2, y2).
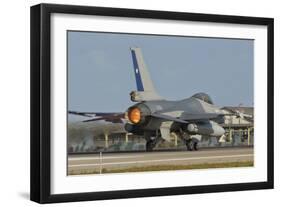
(151, 113, 188, 123)
(150, 112, 224, 123)
(180, 113, 224, 121)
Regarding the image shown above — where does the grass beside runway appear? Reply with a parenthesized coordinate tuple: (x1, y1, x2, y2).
(68, 160, 253, 175)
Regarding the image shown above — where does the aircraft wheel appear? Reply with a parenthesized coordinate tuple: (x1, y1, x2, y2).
(193, 140, 199, 151)
(146, 140, 154, 152)
(186, 140, 194, 151)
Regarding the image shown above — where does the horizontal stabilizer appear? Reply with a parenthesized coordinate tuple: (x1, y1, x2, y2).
(83, 114, 124, 123)
(68, 111, 95, 117)
(69, 111, 124, 123)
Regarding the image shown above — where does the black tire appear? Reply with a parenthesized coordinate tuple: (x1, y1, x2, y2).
(146, 140, 154, 152)
(186, 140, 194, 151)
(193, 141, 199, 151)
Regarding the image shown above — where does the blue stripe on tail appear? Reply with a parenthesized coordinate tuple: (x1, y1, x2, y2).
(131, 50, 144, 91)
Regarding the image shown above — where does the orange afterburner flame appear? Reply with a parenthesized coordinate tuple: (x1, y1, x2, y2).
(128, 107, 141, 124)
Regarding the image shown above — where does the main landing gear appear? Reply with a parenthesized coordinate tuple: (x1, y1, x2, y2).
(146, 139, 158, 152)
(185, 138, 199, 151)
(144, 131, 163, 152)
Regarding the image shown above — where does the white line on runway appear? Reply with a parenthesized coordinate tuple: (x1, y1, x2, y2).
(69, 154, 253, 168)
(68, 155, 145, 161)
(69, 149, 253, 161)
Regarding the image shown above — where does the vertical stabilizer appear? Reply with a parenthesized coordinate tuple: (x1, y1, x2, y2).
(130, 47, 163, 101)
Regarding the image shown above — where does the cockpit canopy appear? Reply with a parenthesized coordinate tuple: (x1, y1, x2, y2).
(192, 93, 214, 104)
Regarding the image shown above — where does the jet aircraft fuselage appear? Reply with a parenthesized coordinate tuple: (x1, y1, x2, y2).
(125, 47, 226, 151)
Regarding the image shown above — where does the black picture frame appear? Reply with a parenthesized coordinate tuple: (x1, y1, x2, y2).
(30, 3, 274, 204)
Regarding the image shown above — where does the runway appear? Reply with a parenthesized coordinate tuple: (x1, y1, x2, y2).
(68, 147, 254, 175)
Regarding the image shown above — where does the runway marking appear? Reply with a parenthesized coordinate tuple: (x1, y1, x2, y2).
(69, 154, 253, 168)
(69, 155, 145, 161)
(69, 148, 253, 161)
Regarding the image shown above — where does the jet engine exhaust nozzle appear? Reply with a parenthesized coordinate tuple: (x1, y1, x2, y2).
(128, 107, 141, 124)
(126, 103, 151, 125)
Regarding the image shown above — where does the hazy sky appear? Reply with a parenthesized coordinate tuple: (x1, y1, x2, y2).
(68, 31, 253, 112)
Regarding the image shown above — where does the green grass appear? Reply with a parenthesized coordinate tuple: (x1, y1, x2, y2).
(68, 161, 254, 175)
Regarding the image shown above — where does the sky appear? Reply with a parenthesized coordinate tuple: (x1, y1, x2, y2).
(68, 31, 253, 112)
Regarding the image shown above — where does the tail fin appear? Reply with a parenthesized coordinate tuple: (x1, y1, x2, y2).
(130, 47, 163, 101)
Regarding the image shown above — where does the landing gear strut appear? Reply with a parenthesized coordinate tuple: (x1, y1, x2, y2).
(146, 140, 157, 152)
(186, 139, 199, 151)
(144, 131, 162, 152)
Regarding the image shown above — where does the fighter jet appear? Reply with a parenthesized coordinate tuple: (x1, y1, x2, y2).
(69, 47, 231, 152)
(125, 47, 227, 151)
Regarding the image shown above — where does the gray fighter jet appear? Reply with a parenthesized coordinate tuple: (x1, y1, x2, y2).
(125, 47, 227, 151)
(69, 47, 232, 152)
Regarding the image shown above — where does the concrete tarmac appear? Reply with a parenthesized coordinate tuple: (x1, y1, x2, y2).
(68, 147, 253, 175)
